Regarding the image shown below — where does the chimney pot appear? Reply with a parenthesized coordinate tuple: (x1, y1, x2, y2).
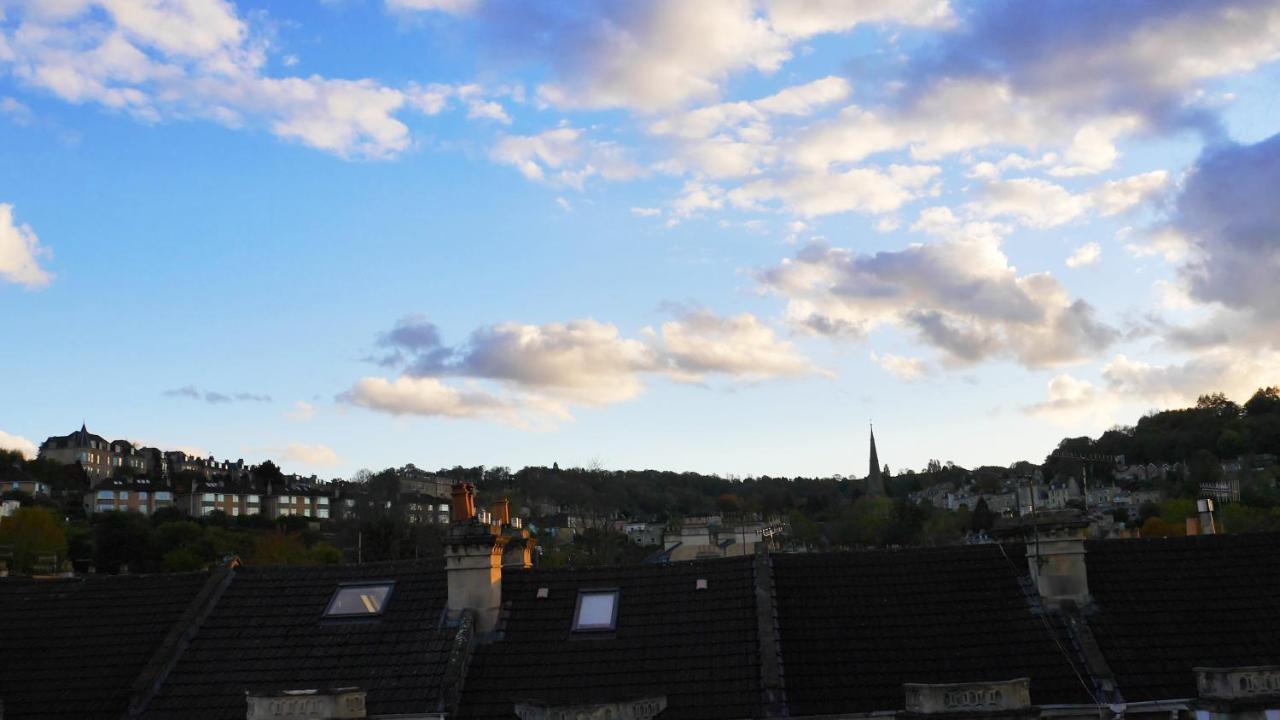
(451, 483, 476, 523)
(490, 499, 510, 526)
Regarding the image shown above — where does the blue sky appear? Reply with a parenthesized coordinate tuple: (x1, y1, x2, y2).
(2, 0, 1279, 479)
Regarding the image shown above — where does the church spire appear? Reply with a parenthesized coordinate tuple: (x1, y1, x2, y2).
(866, 423, 885, 496)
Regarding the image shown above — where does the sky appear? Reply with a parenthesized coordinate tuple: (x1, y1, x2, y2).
(1, 0, 1279, 480)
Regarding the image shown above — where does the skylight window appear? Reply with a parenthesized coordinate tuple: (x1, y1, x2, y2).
(572, 589, 619, 632)
(324, 583, 394, 617)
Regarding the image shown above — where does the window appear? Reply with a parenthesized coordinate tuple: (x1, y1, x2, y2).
(317, 497, 329, 506)
(317, 508, 329, 519)
(202, 493, 215, 502)
(155, 491, 172, 501)
(572, 590, 619, 632)
(247, 495, 260, 504)
(139, 491, 148, 500)
(97, 490, 114, 499)
(120, 491, 129, 500)
(324, 583, 394, 617)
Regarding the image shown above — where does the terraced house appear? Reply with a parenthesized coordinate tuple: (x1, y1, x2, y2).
(2, 484, 1279, 720)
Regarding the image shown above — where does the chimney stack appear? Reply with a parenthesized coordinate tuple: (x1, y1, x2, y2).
(443, 483, 507, 634)
(1023, 512, 1091, 609)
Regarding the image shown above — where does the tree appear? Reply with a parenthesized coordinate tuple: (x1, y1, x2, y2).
(970, 498, 996, 533)
(1245, 387, 1280, 416)
(0, 507, 67, 574)
(92, 512, 155, 573)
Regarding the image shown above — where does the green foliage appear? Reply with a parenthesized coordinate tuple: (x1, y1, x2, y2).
(0, 506, 67, 573)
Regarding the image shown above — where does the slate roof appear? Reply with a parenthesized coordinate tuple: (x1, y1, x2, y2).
(1085, 532, 1280, 703)
(772, 544, 1094, 716)
(141, 558, 451, 720)
(457, 556, 763, 720)
(0, 572, 210, 720)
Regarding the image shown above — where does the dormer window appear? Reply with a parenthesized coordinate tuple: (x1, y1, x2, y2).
(572, 590, 619, 632)
(324, 583, 394, 617)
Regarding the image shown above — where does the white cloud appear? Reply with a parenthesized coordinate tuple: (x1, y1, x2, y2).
(490, 127, 642, 189)
(757, 238, 1117, 368)
(385, 0, 480, 15)
(0, 203, 53, 288)
(277, 442, 341, 468)
(972, 178, 1091, 229)
(533, 1, 793, 112)
(970, 171, 1169, 229)
(630, 207, 661, 217)
(0, 430, 38, 459)
(345, 310, 822, 425)
(456, 319, 659, 405)
(1090, 170, 1169, 216)
(729, 164, 940, 217)
(1124, 226, 1190, 262)
(869, 352, 929, 381)
(764, 0, 954, 37)
(286, 401, 315, 422)
(657, 311, 822, 381)
(1025, 373, 1096, 413)
(340, 375, 555, 425)
(1066, 242, 1101, 268)
(1102, 350, 1280, 407)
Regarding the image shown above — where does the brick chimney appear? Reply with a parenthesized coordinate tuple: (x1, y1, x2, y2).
(1023, 512, 1091, 608)
(443, 483, 508, 634)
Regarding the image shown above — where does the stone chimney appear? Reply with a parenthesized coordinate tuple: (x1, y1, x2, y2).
(1023, 512, 1090, 608)
(443, 483, 508, 634)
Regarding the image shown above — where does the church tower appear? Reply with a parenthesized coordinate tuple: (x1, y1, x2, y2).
(866, 424, 886, 496)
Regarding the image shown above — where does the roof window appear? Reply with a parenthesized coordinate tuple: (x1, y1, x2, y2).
(572, 589, 619, 632)
(324, 582, 394, 617)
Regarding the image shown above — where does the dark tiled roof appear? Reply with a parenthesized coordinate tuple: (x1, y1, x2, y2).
(457, 556, 763, 720)
(1085, 532, 1280, 703)
(0, 572, 210, 720)
(772, 545, 1094, 716)
(142, 559, 451, 720)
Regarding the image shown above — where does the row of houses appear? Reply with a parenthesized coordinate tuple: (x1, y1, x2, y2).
(3, 485, 1280, 719)
(38, 424, 252, 482)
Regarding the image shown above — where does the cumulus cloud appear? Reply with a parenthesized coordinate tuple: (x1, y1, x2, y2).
(657, 311, 820, 382)
(0, 2, 513, 159)
(0, 203, 53, 288)
(869, 352, 929, 381)
(1066, 242, 1102, 268)
(1024, 373, 1097, 414)
(1175, 133, 1280, 323)
(728, 164, 940, 218)
(340, 376, 531, 420)
(1102, 350, 1280, 406)
(341, 310, 822, 424)
(756, 238, 1118, 368)
(490, 127, 642, 189)
(277, 442, 341, 468)
(970, 171, 1169, 229)
(0, 430, 38, 459)
(163, 385, 272, 404)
